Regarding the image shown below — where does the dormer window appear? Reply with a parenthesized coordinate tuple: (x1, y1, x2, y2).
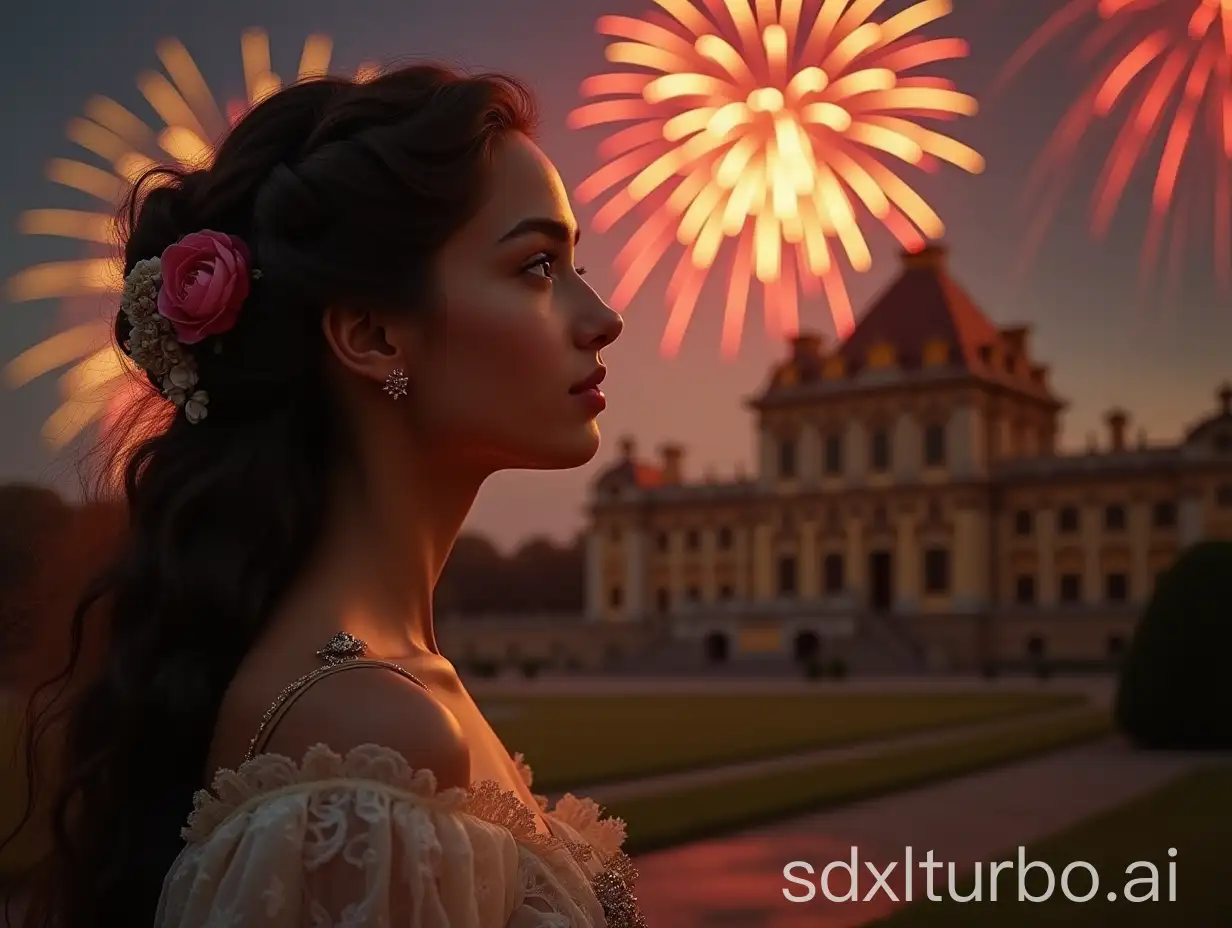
(922, 338, 950, 367)
(867, 341, 897, 369)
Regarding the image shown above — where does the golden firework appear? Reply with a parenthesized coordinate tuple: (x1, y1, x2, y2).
(4, 29, 381, 450)
(569, 0, 985, 357)
(998, 0, 1232, 280)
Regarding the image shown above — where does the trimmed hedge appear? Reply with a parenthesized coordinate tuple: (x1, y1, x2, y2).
(1114, 541, 1232, 749)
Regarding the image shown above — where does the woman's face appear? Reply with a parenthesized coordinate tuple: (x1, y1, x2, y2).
(410, 132, 623, 473)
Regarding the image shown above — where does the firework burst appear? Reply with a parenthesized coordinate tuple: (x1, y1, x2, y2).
(4, 29, 380, 450)
(998, 0, 1232, 282)
(568, 0, 985, 357)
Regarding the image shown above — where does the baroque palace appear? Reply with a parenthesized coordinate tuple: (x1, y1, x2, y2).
(582, 244, 1232, 673)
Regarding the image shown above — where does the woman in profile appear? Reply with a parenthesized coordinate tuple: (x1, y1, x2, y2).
(10, 64, 640, 927)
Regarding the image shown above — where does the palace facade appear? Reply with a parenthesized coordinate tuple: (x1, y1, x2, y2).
(584, 244, 1232, 673)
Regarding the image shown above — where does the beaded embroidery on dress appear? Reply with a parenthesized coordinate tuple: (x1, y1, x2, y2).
(155, 634, 647, 928)
(512, 753, 645, 927)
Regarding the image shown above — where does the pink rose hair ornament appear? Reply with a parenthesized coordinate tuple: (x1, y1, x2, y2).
(119, 230, 258, 424)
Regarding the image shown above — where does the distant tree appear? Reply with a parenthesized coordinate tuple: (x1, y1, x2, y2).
(0, 489, 124, 880)
(552, 533, 586, 613)
(436, 533, 508, 615)
(1114, 541, 1232, 750)
(0, 488, 124, 692)
(0, 484, 73, 677)
(508, 535, 584, 613)
(437, 531, 585, 616)
(0, 483, 71, 587)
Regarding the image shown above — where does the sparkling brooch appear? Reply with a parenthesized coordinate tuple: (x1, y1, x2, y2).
(315, 631, 367, 664)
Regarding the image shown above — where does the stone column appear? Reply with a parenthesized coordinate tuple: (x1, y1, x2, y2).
(1129, 500, 1150, 603)
(758, 430, 778, 486)
(1179, 494, 1204, 546)
(1037, 507, 1057, 606)
(666, 530, 684, 606)
(625, 528, 645, 620)
(753, 522, 773, 599)
(799, 424, 820, 485)
(737, 520, 754, 599)
(949, 405, 983, 478)
(952, 507, 984, 611)
(894, 513, 920, 613)
(893, 412, 921, 482)
(1081, 501, 1100, 605)
(585, 531, 605, 621)
(844, 420, 868, 484)
(800, 522, 819, 597)
(845, 515, 865, 601)
(703, 527, 718, 601)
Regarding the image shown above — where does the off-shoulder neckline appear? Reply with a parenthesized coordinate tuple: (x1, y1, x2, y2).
(184, 741, 629, 863)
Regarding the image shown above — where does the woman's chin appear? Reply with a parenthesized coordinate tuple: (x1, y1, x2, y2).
(517, 422, 602, 471)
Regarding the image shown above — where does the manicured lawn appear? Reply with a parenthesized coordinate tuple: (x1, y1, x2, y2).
(489, 690, 1083, 792)
(870, 763, 1232, 926)
(609, 709, 1111, 855)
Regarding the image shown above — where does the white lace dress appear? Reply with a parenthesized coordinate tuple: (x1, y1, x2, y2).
(153, 630, 645, 928)
(155, 746, 644, 927)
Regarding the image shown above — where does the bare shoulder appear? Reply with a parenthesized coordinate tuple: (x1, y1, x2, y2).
(262, 662, 471, 790)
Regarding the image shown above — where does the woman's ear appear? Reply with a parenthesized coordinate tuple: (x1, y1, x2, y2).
(321, 305, 422, 386)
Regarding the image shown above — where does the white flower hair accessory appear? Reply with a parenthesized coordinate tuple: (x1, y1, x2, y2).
(121, 257, 211, 424)
(120, 229, 256, 424)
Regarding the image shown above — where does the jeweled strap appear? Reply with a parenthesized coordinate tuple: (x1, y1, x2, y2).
(243, 632, 428, 763)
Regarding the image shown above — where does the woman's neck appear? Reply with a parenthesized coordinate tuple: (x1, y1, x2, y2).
(273, 441, 486, 660)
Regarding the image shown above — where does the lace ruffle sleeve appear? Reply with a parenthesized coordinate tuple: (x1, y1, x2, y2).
(156, 744, 620, 928)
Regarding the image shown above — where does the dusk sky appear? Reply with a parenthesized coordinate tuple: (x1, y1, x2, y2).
(2, 0, 1229, 550)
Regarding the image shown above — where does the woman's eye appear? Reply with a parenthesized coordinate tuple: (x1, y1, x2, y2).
(523, 256, 585, 281)
(525, 256, 554, 279)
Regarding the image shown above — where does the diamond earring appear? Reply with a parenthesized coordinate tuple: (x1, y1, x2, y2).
(383, 368, 409, 399)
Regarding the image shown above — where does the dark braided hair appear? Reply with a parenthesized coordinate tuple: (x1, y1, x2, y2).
(3, 64, 537, 927)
